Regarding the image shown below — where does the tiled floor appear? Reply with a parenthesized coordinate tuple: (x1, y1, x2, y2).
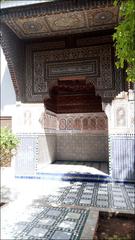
(31, 181, 135, 210)
(15, 207, 89, 240)
(1, 167, 135, 240)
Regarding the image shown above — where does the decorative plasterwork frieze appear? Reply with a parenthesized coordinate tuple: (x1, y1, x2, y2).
(26, 44, 116, 102)
(45, 59, 99, 79)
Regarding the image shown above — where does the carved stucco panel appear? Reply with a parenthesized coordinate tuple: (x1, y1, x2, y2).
(26, 47, 48, 102)
(33, 54, 48, 94)
(26, 44, 115, 102)
(99, 46, 112, 89)
(57, 112, 108, 132)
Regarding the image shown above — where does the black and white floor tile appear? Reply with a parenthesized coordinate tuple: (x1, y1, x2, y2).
(37, 182, 135, 210)
(1, 180, 134, 240)
(2, 206, 89, 240)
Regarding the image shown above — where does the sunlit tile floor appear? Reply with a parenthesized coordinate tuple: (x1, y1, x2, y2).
(2, 205, 89, 240)
(1, 168, 135, 240)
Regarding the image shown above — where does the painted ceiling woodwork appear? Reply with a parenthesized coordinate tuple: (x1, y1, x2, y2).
(44, 80, 103, 114)
(3, 6, 118, 39)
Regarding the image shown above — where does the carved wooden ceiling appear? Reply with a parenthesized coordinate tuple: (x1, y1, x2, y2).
(1, 0, 123, 104)
(3, 6, 118, 39)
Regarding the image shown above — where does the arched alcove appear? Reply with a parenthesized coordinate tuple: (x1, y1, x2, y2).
(43, 78, 109, 173)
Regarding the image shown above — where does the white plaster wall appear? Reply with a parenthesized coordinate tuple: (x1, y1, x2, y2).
(0, 47, 16, 117)
(14, 103, 45, 133)
(103, 90, 135, 135)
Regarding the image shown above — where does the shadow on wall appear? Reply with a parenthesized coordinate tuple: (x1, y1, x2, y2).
(1, 65, 16, 112)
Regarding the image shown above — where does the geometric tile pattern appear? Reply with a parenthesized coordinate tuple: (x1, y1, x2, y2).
(4, 207, 89, 240)
(26, 44, 114, 102)
(1, 180, 134, 240)
(35, 182, 135, 211)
